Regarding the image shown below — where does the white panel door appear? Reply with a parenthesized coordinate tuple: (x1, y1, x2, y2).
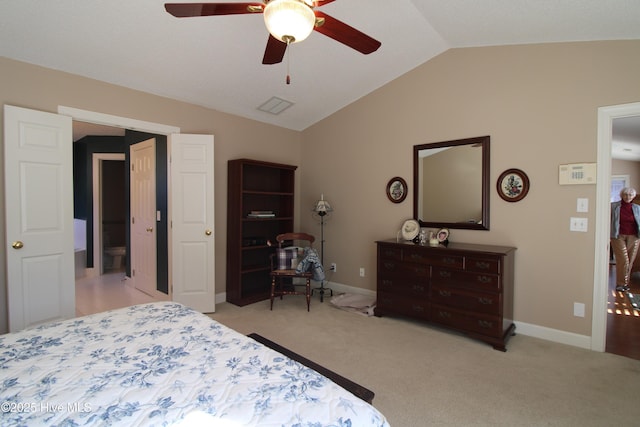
(4, 105, 75, 332)
(130, 138, 158, 297)
(169, 134, 215, 312)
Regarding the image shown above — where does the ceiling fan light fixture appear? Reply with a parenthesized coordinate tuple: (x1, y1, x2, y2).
(263, 0, 315, 44)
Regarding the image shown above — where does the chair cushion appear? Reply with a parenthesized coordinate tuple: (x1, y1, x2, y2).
(276, 247, 302, 270)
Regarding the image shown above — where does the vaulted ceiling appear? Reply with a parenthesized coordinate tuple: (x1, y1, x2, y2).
(1, 0, 639, 136)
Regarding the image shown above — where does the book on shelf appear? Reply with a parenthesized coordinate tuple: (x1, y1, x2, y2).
(247, 211, 275, 218)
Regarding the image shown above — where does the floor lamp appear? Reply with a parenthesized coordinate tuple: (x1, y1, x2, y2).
(313, 194, 333, 302)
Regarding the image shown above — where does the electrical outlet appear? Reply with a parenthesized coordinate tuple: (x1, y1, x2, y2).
(359, 267, 365, 277)
(330, 263, 337, 272)
(569, 217, 588, 232)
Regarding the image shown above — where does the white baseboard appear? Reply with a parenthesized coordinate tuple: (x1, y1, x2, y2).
(514, 321, 593, 350)
(315, 281, 377, 298)
(215, 292, 227, 305)
(214, 284, 595, 351)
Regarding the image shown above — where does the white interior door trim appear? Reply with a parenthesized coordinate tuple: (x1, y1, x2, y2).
(593, 101, 640, 352)
(92, 153, 125, 277)
(57, 106, 180, 135)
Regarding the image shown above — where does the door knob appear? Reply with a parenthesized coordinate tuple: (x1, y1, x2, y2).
(205, 229, 212, 236)
(146, 227, 153, 232)
(12, 241, 24, 249)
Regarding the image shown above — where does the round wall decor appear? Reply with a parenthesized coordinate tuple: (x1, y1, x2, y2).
(497, 168, 530, 202)
(386, 177, 407, 203)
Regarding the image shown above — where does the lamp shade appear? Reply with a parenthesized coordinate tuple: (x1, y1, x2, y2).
(263, 0, 316, 43)
(313, 194, 333, 214)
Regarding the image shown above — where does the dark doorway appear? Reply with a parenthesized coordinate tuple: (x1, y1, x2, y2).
(101, 160, 127, 271)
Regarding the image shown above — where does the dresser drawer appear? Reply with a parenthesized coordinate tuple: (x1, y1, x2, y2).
(377, 291, 430, 320)
(404, 248, 464, 269)
(466, 256, 500, 274)
(431, 285, 501, 315)
(378, 245, 402, 261)
(379, 277, 429, 298)
(379, 259, 430, 278)
(432, 267, 501, 292)
(431, 304, 502, 338)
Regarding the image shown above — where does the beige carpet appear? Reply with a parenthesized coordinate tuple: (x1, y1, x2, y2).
(209, 295, 640, 427)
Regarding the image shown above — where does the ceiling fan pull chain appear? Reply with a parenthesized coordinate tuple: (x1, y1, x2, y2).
(286, 39, 291, 85)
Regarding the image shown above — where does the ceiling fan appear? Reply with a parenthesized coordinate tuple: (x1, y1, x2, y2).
(164, 1, 381, 65)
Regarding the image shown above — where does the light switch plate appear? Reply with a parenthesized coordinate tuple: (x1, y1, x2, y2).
(577, 198, 588, 212)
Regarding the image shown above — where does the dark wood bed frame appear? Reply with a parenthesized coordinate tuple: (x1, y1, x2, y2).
(248, 333, 375, 404)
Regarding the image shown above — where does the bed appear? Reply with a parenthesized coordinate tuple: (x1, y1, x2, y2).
(0, 302, 389, 426)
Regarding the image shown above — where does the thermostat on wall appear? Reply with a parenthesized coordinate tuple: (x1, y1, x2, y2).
(559, 163, 596, 185)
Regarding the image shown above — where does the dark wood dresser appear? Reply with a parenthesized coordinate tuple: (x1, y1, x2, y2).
(376, 239, 516, 351)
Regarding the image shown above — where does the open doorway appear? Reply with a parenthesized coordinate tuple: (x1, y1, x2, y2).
(593, 102, 640, 359)
(96, 155, 126, 274)
(65, 106, 217, 314)
(605, 115, 640, 360)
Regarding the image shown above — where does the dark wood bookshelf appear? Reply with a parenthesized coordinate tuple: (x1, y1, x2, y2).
(226, 159, 297, 306)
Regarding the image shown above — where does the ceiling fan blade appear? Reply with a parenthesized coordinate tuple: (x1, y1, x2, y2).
(313, 0, 337, 6)
(262, 34, 287, 64)
(164, 3, 264, 18)
(313, 11, 381, 55)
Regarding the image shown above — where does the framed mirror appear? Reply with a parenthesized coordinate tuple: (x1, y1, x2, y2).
(413, 136, 490, 230)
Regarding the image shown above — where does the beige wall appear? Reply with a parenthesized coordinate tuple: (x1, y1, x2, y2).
(0, 57, 302, 334)
(300, 40, 640, 337)
(1, 39, 640, 339)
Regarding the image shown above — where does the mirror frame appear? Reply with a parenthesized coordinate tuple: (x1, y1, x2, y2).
(413, 135, 490, 231)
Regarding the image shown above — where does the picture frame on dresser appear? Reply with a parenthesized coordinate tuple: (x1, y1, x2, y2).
(436, 228, 449, 242)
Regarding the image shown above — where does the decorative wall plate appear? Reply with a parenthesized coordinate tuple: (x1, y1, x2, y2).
(387, 177, 407, 203)
(497, 168, 530, 202)
(401, 219, 420, 240)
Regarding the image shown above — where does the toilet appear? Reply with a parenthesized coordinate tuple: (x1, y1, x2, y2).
(104, 246, 126, 270)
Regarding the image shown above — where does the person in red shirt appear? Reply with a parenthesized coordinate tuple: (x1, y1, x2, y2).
(610, 187, 640, 291)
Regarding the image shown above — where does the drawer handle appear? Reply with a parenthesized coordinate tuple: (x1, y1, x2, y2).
(442, 257, 456, 264)
(384, 262, 396, 270)
(412, 305, 425, 312)
(478, 297, 493, 305)
(478, 320, 494, 329)
(412, 284, 425, 292)
(437, 311, 452, 319)
(413, 267, 427, 274)
(384, 250, 397, 257)
(476, 275, 493, 284)
(438, 290, 452, 297)
(410, 253, 422, 260)
(438, 271, 452, 278)
(474, 261, 491, 270)
(382, 279, 393, 286)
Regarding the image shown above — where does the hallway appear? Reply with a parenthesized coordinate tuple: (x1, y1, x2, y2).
(606, 266, 640, 360)
(75, 271, 156, 317)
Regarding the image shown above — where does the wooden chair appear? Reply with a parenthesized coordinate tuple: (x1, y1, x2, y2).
(270, 233, 315, 311)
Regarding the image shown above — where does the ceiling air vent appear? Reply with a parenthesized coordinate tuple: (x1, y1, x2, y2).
(257, 97, 294, 115)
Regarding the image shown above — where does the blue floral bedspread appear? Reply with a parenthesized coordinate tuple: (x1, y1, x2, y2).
(0, 302, 389, 427)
